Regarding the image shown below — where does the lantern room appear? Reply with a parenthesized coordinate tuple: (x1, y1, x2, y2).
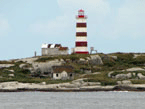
(77, 9, 87, 19)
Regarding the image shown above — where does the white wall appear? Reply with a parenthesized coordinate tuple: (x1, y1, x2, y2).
(75, 47, 88, 51)
(76, 37, 87, 41)
(53, 71, 68, 80)
(76, 19, 86, 23)
(76, 28, 87, 32)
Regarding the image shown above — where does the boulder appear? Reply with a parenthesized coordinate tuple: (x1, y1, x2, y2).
(32, 60, 62, 73)
(126, 73, 132, 79)
(108, 71, 114, 78)
(133, 73, 136, 76)
(115, 74, 127, 79)
(126, 67, 145, 72)
(40, 82, 46, 85)
(117, 81, 122, 85)
(0, 64, 14, 68)
(111, 56, 117, 60)
(115, 73, 132, 79)
(8, 74, 14, 77)
(72, 79, 84, 84)
(122, 80, 132, 85)
(19, 64, 26, 69)
(92, 72, 101, 75)
(78, 58, 87, 64)
(84, 69, 91, 74)
(9, 70, 14, 72)
(89, 55, 103, 65)
(137, 73, 145, 80)
(86, 57, 91, 60)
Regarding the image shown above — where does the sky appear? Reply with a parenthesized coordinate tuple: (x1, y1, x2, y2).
(0, 0, 145, 60)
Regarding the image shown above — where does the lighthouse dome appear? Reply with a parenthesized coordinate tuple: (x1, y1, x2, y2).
(79, 9, 84, 12)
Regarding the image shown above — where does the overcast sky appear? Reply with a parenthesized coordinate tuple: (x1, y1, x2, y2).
(0, 0, 145, 60)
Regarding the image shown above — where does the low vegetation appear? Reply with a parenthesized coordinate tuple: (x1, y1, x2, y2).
(1, 53, 145, 85)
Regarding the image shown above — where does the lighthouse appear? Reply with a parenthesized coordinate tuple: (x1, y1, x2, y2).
(75, 9, 89, 54)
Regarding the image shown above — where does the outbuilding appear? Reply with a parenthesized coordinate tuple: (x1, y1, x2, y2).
(52, 66, 74, 80)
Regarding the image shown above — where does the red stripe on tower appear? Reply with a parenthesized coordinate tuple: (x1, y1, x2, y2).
(75, 9, 89, 54)
(76, 42, 87, 47)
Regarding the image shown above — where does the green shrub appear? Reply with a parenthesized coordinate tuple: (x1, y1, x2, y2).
(35, 57, 57, 62)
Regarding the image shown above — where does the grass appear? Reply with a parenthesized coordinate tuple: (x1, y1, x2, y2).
(131, 80, 145, 84)
(35, 54, 90, 62)
(83, 72, 117, 86)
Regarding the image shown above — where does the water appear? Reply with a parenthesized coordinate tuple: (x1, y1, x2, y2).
(0, 92, 144, 109)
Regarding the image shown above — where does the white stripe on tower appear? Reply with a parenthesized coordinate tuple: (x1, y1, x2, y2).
(75, 9, 89, 54)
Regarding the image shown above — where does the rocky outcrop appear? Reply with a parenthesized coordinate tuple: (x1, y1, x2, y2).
(15, 57, 38, 64)
(122, 80, 132, 85)
(0, 64, 14, 68)
(108, 71, 114, 78)
(115, 73, 132, 79)
(111, 56, 117, 60)
(19, 64, 26, 69)
(32, 60, 62, 73)
(89, 55, 103, 65)
(8, 74, 14, 77)
(78, 58, 87, 64)
(137, 73, 145, 80)
(0, 79, 101, 90)
(126, 67, 145, 72)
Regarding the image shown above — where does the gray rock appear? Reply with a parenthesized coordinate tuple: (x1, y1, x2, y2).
(126, 67, 145, 72)
(117, 81, 122, 85)
(115, 74, 127, 79)
(86, 57, 91, 60)
(72, 79, 84, 84)
(32, 60, 62, 73)
(8, 74, 14, 77)
(126, 73, 132, 79)
(78, 58, 87, 65)
(111, 56, 117, 60)
(19, 64, 26, 69)
(0, 64, 14, 68)
(92, 72, 101, 75)
(108, 71, 114, 78)
(133, 73, 136, 76)
(9, 70, 14, 72)
(84, 70, 92, 74)
(40, 82, 46, 85)
(89, 55, 103, 65)
(137, 73, 145, 80)
(115, 73, 132, 79)
(80, 58, 85, 61)
(122, 80, 132, 85)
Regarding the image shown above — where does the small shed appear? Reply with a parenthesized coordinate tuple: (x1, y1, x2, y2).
(52, 66, 74, 80)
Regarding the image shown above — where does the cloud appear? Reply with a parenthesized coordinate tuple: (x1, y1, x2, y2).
(29, 15, 72, 36)
(99, 0, 145, 39)
(29, 0, 145, 40)
(29, 0, 110, 37)
(57, 0, 110, 15)
(0, 15, 9, 37)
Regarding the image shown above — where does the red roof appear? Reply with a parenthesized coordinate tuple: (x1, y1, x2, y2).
(79, 9, 84, 12)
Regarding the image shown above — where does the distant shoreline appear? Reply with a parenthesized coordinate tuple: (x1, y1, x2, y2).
(1, 86, 145, 92)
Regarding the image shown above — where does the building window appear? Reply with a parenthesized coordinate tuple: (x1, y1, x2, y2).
(56, 74, 58, 77)
(70, 74, 72, 77)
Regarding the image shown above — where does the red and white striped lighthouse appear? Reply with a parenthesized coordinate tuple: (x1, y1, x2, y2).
(75, 9, 89, 54)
